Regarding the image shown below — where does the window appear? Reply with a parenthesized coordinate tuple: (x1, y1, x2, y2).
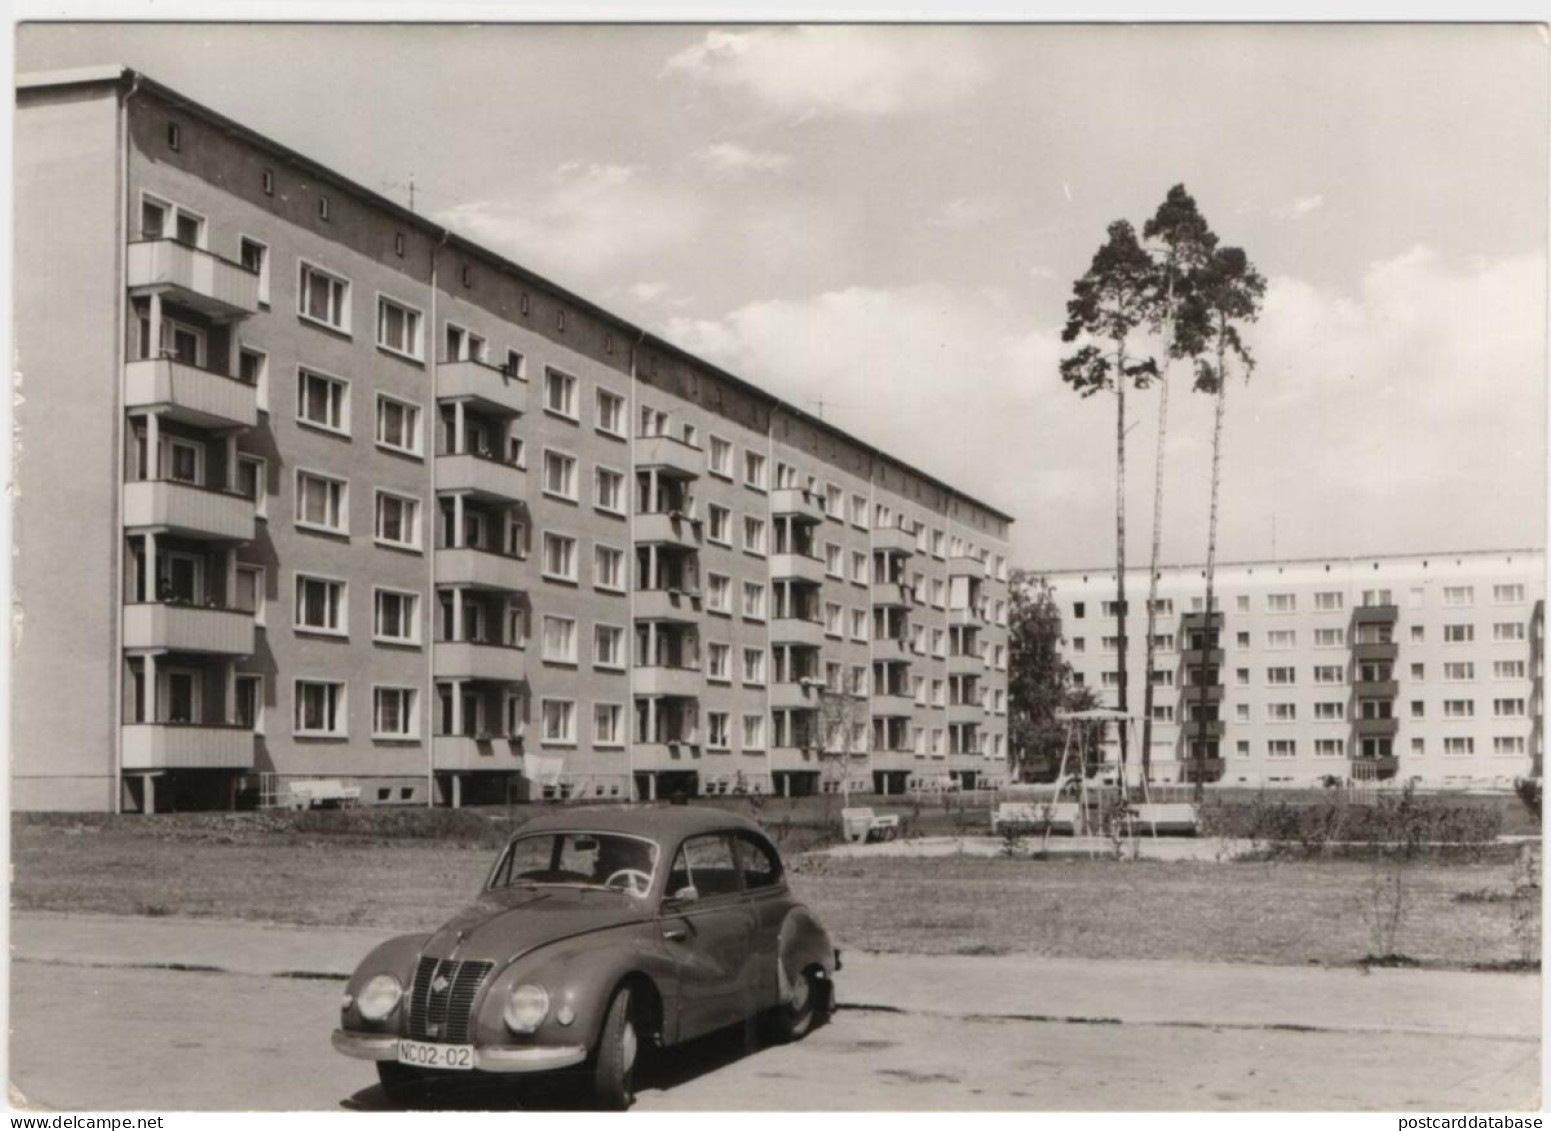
(1101, 600, 1129, 617)
(708, 436, 733, 478)
(236, 455, 267, 519)
(295, 471, 347, 534)
(1362, 588, 1393, 607)
(295, 574, 345, 634)
(1411, 625, 1425, 643)
(542, 533, 577, 581)
(1071, 637, 1086, 654)
(298, 262, 350, 332)
(825, 602, 843, 636)
(1101, 636, 1121, 653)
(239, 346, 269, 408)
(1268, 703, 1297, 722)
(742, 648, 766, 685)
(824, 484, 843, 517)
(850, 494, 868, 527)
(594, 467, 625, 515)
(744, 451, 767, 490)
(542, 616, 578, 664)
(1494, 698, 1527, 718)
(1443, 737, 1475, 756)
(543, 450, 578, 500)
(1410, 663, 1426, 681)
(1443, 662, 1476, 682)
(1267, 740, 1296, 758)
(296, 368, 348, 433)
(1314, 702, 1345, 721)
(373, 687, 418, 739)
(541, 699, 576, 744)
(706, 573, 731, 613)
(1493, 584, 1526, 604)
(707, 712, 730, 749)
(931, 628, 946, 657)
(1495, 736, 1527, 755)
(707, 505, 731, 546)
(850, 609, 868, 641)
(1266, 630, 1296, 650)
(1494, 660, 1527, 680)
(295, 680, 345, 736)
(594, 703, 624, 746)
(1443, 624, 1475, 644)
(594, 545, 625, 592)
(824, 543, 843, 577)
(1267, 666, 1296, 685)
(1234, 703, 1250, 722)
(140, 193, 204, 245)
(1234, 595, 1250, 612)
(1493, 622, 1527, 642)
(596, 389, 625, 436)
(374, 491, 421, 550)
(445, 323, 486, 362)
(1152, 705, 1175, 723)
(235, 674, 265, 733)
(851, 551, 868, 584)
(1408, 587, 1425, 609)
(1236, 632, 1250, 649)
(1266, 593, 1295, 613)
(1443, 586, 1475, 607)
(1443, 699, 1475, 718)
(1410, 700, 1425, 718)
(1314, 628, 1345, 648)
(742, 581, 766, 620)
(374, 589, 419, 645)
(743, 516, 767, 555)
(594, 624, 625, 669)
(742, 713, 766, 750)
(239, 237, 269, 305)
(932, 579, 946, 608)
(235, 563, 266, 626)
(544, 368, 578, 418)
(376, 295, 423, 358)
(1315, 739, 1344, 758)
(375, 395, 422, 456)
(707, 642, 731, 682)
(1313, 591, 1344, 611)
(1313, 665, 1345, 684)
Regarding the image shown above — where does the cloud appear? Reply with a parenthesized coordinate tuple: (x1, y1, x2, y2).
(627, 281, 669, 302)
(695, 141, 792, 175)
(663, 27, 988, 118)
(436, 162, 701, 280)
(930, 196, 1002, 230)
(1271, 193, 1324, 222)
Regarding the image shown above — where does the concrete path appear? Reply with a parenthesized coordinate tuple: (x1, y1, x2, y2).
(12, 911, 1538, 1040)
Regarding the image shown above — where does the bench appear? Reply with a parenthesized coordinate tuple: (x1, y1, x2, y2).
(287, 779, 363, 810)
(842, 807, 902, 843)
(993, 800, 1080, 834)
(1129, 802, 1199, 834)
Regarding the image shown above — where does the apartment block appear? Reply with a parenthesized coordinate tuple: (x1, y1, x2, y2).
(1046, 550, 1543, 789)
(12, 67, 1013, 812)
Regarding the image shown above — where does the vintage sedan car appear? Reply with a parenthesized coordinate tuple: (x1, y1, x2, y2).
(332, 807, 839, 1108)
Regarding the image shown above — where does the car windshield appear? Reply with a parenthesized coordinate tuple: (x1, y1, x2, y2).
(488, 832, 660, 898)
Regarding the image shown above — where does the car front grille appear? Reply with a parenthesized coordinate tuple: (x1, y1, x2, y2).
(405, 956, 494, 1043)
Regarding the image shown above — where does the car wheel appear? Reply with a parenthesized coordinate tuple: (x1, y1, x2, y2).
(375, 1061, 437, 1106)
(767, 965, 824, 1043)
(592, 985, 639, 1111)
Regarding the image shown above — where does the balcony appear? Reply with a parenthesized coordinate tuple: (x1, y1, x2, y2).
(1351, 754, 1400, 777)
(948, 703, 986, 725)
(437, 452, 526, 503)
(769, 746, 821, 771)
(871, 749, 918, 772)
(1182, 719, 1226, 738)
(771, 553, 826, 585)
(871, 694, 915, 718)
(635, 588, 701, 623)
(1353, 716, 1400, 738)
(121, 722, 255, 770)
(125, 358, 258, 429)
(1353, 680, 1400, 699)
(1180, 756, 1227, 783)
(1180, 611, 1223, 630)
(436, 546, 525, 591)
(631, 741, 701, 770)
(636, 435, 702, 478)
(771, 488, 826, 524)
(872, 581, 914, 608)
(1353, 641, 1399, 663)
(873, 526, 915, 556)
(1179, 683, 1226, 703)
(1353, 604, 1400, 625)
(947, 652, 983, 675)
(770, 681, 825, 710)
(635, 511, 702, 549)
(127, 239, 261, 318)
(123, 479, 255, 542)
(635, 665, 701, 699)
(1180, 648, 1225, 667)
(123, 602, 255, 656)
(770, 617, 826, 648)
(438, 359, 528, 417)
(433, 734, 524, 772)
(948, 605, 984, 626)
(873, 636, 913, 663)
(434, 641, 526, 683)
(949, 555, 987, 580)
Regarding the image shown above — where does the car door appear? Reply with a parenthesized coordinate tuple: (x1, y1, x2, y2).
(657, 832, 757, 1040)
(735, 831, 789, 1011)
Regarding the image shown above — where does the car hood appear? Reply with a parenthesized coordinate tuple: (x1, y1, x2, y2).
(419, 887, 653, 964)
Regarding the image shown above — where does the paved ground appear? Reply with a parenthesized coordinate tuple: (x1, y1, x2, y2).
(9, 912, 1541, 1111)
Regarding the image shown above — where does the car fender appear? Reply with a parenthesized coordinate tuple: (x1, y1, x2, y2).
(339, 932, 431, 1033)
(775, 904, 836, 1006)
(472, 925, 682, 1051)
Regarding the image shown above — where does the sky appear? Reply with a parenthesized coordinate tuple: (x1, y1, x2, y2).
(15, 21, 1548, 569)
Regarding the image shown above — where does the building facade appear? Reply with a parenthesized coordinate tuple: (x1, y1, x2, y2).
(1045, 550, 1543, 789)
(13, 67, 1014, 813)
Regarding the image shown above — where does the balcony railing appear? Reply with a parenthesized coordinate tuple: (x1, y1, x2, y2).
(770, 616, 826, 648)
(123, 600, 256, 656)
(434, 639, 527, 682)
(1353, 716, 1400, 738)
(1353, 641, 1399, 662)
(771, 552, 826, 585)
(125, 357, 259, 429)
(636, 434, 703, 478)
(123, 478, 255, 541)
(635, 511, 703, 548)
(872, 582, 914, 609)
(771, 488, 825, 524)
(634, 665, 702, 699)
(872, 526, 916, 556)
(871, 694, 915, 718)
(435, 545, 527, 590)
(770, 680, 825, 710)
(432, 733, 524, 772)
(635, 587, 701, 622)
(1353, 604, 1400, 625)
(437, 358, 528, 416)
(949, 555, 987, 579)
(127, 239, 261, 317)
(437, 451, 526, 502)
(121, 722, 255, 770)
(631, 740, 702, 769)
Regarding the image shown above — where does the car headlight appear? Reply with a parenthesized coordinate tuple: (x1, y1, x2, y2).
(356, 974, 403, 1021)
(503, 983, 550, 1034)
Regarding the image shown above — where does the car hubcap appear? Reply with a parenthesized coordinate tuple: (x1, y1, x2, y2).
(791, 973, 811, 1014)
(620, 1019, 638, 1073)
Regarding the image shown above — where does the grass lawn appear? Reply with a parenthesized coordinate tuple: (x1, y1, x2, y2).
(10, 809, 1535, 969)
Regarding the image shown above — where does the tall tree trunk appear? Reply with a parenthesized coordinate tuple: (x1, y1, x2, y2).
(1140, 268, 1178, 788)
(1115, 346, 1129, 789)
(1195, 326, 1230, 802)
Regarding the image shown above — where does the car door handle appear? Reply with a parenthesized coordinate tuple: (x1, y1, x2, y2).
(662, 926, 688, 941)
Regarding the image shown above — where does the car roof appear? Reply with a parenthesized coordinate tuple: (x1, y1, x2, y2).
(511, 805, 771, 843)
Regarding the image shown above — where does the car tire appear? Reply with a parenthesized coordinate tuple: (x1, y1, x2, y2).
(592, 985, 638, 1111)
(375, 1061, 436, 1106)
(766, 965, 824, 1043)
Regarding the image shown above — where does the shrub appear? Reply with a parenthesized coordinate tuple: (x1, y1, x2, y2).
(1514, 777, 1541, 823)
(1198, 787, 1501, 859)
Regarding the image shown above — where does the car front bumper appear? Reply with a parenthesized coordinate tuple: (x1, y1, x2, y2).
(332, 1029, 588, 1073)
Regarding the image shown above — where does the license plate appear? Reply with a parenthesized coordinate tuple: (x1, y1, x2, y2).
(397, 1038, 475, 1071)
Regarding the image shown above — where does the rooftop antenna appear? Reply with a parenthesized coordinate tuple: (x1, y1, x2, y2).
(384, 173, 417, 213)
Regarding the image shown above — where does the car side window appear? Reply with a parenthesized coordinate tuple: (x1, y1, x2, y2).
(668, 834, 742, 899)
(737, 833, 782, 890)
